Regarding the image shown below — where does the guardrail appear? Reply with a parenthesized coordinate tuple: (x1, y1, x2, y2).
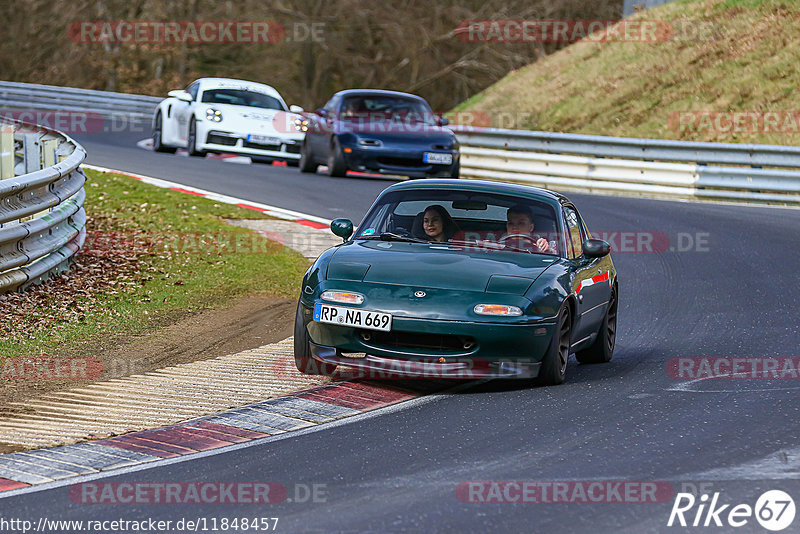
(0, 119, 87, 293)
(453, 127, 800, 205)
(2, 81, 798, 205)
(0, 81, 160, 122)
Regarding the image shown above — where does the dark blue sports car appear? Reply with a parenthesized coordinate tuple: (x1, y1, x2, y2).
(297, 89, 460, 179)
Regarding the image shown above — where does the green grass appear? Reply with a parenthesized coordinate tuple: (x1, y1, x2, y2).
(0, 169, 309, 360)
(454, 0, 800, 145)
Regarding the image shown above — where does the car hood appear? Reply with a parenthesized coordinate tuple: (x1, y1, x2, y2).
(326, 240, 555, 294)
(199, 104, 303, 138)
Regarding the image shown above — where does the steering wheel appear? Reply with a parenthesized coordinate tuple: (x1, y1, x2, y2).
(498, 234, 538, 246)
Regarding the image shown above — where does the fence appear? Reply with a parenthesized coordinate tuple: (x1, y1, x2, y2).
(0, 81, 160, 122)
(0, 119, 87, 293)
(453, 127, 800, 205)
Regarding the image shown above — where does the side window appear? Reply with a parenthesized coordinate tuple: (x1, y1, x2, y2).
(187, 83, 199, 101)
(563, 206, 585, 259)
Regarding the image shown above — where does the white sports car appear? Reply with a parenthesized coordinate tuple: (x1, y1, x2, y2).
(152, 77, 305, 164)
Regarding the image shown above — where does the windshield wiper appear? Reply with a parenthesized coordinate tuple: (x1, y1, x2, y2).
(361, 232, 429, 244)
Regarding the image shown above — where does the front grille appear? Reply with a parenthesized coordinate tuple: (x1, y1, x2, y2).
(376, 156, 425, 168)
(243, 141, 281, 150)
(206, 133, 237, 146)
(285, 143, 301, 154)
(360, 330, 476, 353)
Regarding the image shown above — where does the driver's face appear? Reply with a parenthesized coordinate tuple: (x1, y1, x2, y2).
(507, 213, 534, 235)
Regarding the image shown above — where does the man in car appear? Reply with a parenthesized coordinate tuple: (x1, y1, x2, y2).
(504, 204, 551, 253)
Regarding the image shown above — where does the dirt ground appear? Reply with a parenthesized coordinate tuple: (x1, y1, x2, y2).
(0, 296, 295, 411)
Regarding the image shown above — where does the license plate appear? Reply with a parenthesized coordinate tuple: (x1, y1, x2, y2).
(423, 152, 453, 165)
(314, 303, 392, 332)
(247, 134, 281, 145)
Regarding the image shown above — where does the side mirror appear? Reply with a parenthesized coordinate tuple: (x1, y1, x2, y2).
(168, 90, 192, 102)
(583, 239, 611, 258)
(331, 218, 354, 241)
(289, 105, 304, 113)
(437, 116, 450, 126)
(316, 108, 328, 118)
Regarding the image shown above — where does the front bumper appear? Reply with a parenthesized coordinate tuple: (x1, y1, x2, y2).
(343, 146, 459, 178)
(300, 303, 555, 379)
(200, 130, 303, 159)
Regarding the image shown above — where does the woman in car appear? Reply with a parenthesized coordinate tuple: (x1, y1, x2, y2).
(422, 204, 459, 242)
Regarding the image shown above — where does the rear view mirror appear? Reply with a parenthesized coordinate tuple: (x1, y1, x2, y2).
(583, 239, 611, 258)
(437, 116, 450, 126)
(331, 218, 354, 241)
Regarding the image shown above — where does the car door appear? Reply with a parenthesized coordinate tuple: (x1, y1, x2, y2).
(563, 204, 611, 345)
(174, 82, 199, 144)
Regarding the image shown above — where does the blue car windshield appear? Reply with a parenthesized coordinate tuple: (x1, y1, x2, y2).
(201, 89, 285, 110)
(340, 96, 435, 124)
(357, 190, 561, 256)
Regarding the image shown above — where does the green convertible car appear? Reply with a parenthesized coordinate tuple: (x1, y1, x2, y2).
(294, 179, 618, 385)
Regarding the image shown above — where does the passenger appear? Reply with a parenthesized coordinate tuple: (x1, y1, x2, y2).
(422, 205, 458, 242)
(504, 204, 551, 253)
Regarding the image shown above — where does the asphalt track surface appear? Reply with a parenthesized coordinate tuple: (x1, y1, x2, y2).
(3, 127, 799, 533)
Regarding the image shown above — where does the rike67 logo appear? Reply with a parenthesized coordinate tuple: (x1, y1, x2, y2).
(668, 490, 795, 531)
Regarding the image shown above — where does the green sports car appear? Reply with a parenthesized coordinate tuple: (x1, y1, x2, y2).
(294, 179, 617, 385)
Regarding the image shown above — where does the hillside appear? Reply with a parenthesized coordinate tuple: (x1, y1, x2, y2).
(454, 0, 800, 145)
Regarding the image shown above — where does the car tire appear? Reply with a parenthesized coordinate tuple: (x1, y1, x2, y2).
(152, 112, 177, 153)
(187, 118, 205, 157)
(327, 137, 347, 177)
(576, 283, 618, 364)
(449, 161, 460, 179)
(299, 140, 318, 173)
(293, 301, 338, 376)
(536, 304, 571, 386)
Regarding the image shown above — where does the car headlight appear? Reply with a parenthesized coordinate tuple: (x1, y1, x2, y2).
(474, 304, 523, 316)
(294, 117, 309, 132)
(321, 291, 364, 305)
(357, 138, 383, 147)
(205, 108, 223, 122)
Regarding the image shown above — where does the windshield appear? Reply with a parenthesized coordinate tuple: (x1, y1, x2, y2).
(340, 96, 435, 124)
(357, 189, 562, 256)
(201, 89, 285, 110)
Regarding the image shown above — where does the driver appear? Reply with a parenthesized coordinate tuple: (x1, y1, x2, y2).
(504, 204, 551, 253)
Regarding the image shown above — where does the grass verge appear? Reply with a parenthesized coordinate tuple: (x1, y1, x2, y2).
(0, 169, 310, 362)
(454, 0, 800, 145)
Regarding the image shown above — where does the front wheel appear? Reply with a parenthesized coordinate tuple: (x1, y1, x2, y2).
(152, 112, 177, 153)
(576, 283, 618, 364)
(536, 304, 571, 386)
(294, 301, 338, 376)
(299, 140, 319, 173)
(187, 118, 205, 157)
(327, 138, 347, 177)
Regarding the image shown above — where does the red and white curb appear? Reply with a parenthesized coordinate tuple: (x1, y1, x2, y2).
(82, 163, 331, 230)
(0, 380, 445, 492)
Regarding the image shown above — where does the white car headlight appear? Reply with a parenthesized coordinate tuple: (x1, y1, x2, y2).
(206, 108, 223, 122)
(294, 117, 309, 132)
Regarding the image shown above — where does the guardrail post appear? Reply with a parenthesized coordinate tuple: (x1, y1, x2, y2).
(20, 134, 42, 222)
(0, 125, 12, 179)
